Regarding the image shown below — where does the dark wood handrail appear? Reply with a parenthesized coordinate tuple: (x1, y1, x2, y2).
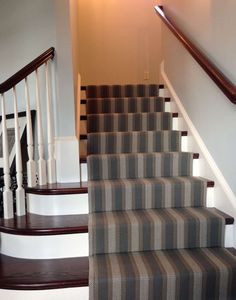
(0, 47, 55, 94)
(155, 6, 236, 105)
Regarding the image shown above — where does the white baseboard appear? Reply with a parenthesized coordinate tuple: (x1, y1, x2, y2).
(55, 136, 80, 183)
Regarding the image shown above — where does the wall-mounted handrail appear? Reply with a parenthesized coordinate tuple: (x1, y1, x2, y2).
(0, 47, 55, 94)
(155, 6, 236, 105)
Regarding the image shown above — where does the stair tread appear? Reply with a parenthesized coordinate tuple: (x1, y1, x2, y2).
(80, 130, 188, 140)
(85, 112, 176, 117)
(88, 152, 197, 180)
(1, 248, 235, 291)
(85, 84, 162, 98)
(86, 97, 165, 114)
(90, 207, 233, 255)
(90, 247, 236, 299)
(0, 213, 88, 235)
(0, 254, 88, 290)
(91, 207, 233, 225)
(0, 207, 230, 236)
(26, 182, 88, 195)
(89, 176, 213, 212)
(87, 130, 181, 154)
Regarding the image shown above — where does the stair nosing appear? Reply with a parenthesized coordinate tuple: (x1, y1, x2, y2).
(25, 182, 88, 195)
(80, 112, 178, 120)
(80, 130, 188, 140)
(81, 96, 171, 104)
(0, 213, 88, 236)
(80, 152, 200, 162)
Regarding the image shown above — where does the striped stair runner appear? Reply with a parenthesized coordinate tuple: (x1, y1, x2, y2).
(87, 84, 236, 299)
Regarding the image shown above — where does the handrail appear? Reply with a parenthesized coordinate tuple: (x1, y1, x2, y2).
(0, 47, 55, 94)
(155, 6, 236, 105)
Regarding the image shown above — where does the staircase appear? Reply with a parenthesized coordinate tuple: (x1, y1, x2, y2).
(0, 82, 236, 299)
(86, 84, 236, 299)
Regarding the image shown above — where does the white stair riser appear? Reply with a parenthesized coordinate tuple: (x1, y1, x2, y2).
(27, 193, 88, 215)
(0, 226, 233, 260)
(0, 232, 88, 259)
(0, 287, 89, 300)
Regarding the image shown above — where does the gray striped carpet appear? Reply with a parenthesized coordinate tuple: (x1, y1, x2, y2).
(87, 84, 235, 299)
(86, 84, 161, 98)
(86, 97, 165, 114)
(88, 176, 207, 212)
(90, 248, 236, 300)
(88, 152, 193, 180)
(87, 130, 181, 154)
(87, 112, 173, 133)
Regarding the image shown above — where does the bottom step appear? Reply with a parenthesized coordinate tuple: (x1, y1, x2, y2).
(0, 255, 88, 290)
(90, 247, 236, 300)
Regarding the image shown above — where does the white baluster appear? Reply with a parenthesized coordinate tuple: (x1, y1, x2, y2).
(1, 94, 14, 219)
(25, 78, 36, 187)
(13, 87, 26, 216)
(35, 69, 47, 185)
(45, 62, 56, 183)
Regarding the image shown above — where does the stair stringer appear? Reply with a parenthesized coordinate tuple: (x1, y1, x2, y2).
(161, 62, 236, 247)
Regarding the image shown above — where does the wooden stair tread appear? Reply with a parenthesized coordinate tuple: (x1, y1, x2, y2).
(0, 213, 88, 235)
(81, 84, 164, 91)
(80, 130, 188, 140)
(0, 254, 88, 290)
(1, 247, 235, 290)
(80, 112, 178, 121)
(25, 182, 88, 195)
(80, 152, 200, 162)
(0, 207, 231, 236)
(80, 96, 171, 104)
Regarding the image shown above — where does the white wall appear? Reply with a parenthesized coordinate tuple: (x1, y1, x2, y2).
(54, 0, 76, 136)
(0, 0, 77, 136)
(161, 0, 236, 196)
(78, 0, 162, 85)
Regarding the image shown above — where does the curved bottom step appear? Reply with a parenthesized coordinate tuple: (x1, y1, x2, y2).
(0, 255, 88, 290)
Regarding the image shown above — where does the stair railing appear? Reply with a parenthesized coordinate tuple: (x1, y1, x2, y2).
(0, 47, 55, 218)
(155, 6, 236, 105)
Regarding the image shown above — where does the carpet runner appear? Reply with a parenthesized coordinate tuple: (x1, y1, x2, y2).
(87, 84, 236, 299)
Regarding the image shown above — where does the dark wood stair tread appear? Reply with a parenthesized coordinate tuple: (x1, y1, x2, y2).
(0, 207, 230, 236)
(80, 112, 178, 121)
(0, 213, 88, 235)
(81, 84, 164, 91)
(26, 182, 88, 195)
(209, 208, 234, 225)
(80, 152, 200, 162)
(81, 96, 171, 104)
(80, 130, 188, 140)
(0, 255, 88, 290)
(1, 247, 235, 290)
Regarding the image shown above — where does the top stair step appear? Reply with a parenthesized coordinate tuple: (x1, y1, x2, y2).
(84, 84, 164, 98)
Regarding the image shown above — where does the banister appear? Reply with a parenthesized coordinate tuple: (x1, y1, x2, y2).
(0, 47, 55, 94)
(155, 6, 236, 105)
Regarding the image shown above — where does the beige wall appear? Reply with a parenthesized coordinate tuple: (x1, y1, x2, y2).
(161, 0, 236, 195)
(78, 0, 162, 85)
